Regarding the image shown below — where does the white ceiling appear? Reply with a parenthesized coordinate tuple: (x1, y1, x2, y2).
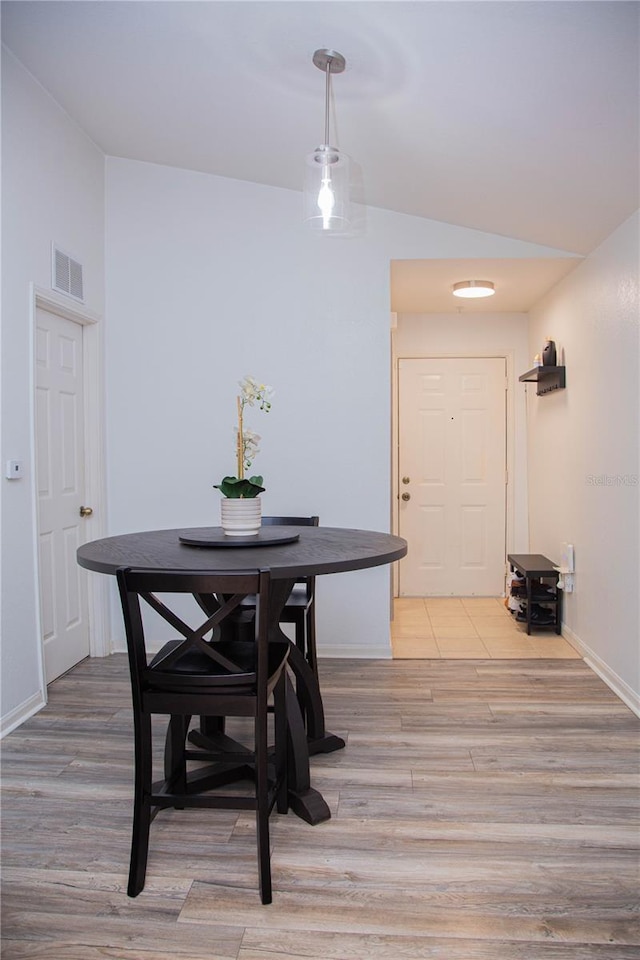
(391, 257, 582, 313)
(2, 0, 638, 311)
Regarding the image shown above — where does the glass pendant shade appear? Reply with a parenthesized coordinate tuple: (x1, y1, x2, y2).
(304, 145, 350, 232)
(304, 49, 350, 234)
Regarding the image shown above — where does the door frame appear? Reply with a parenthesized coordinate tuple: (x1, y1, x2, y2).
(391, 348, 517, 597)
(30, 285, 109, 699)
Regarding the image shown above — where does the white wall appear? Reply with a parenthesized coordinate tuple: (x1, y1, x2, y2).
(393, 312, 531, 554)
(105, 157, 566, 658)
(527, 212, 639, 710)
(1, 51, 105, 730)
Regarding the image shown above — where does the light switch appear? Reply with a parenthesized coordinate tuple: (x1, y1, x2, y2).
(5, 460, 24, 480)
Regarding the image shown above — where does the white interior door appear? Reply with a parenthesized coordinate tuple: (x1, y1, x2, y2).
(398, 357, 507, 596)
(35, 307, 90, 682)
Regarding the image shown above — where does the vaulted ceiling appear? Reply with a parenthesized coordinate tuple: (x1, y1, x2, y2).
(2, 1, 638, 309)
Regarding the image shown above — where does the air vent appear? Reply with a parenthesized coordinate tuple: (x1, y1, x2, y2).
(52, 245, 84, 302)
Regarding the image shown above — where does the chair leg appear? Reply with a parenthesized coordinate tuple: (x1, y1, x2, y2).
(293, 613, 306, 659)
(128, 713, 152, 897)
(293, 615, 307, 721)
(274, 672, 288, 815)
(305, 604, 318, 675)
(254, 709, 273, 905)
(164, 714, 189, 805)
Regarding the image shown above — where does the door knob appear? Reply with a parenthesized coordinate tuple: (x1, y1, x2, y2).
(401, 492, 411, 501)
(402, 476, 410, 484)
(79, 505, 93, 518)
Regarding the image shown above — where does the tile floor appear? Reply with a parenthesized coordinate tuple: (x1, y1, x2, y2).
(392, 596, 580, 659)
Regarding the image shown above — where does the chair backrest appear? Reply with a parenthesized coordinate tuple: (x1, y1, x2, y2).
(116, 567, 272, 706)
(262, 517, 318, 591)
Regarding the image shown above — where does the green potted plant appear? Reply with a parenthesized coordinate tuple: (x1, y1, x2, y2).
(215, 376, 273, 535)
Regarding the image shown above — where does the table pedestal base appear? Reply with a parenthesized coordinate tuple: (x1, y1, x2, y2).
(287, 787, 331, 825)
(182, 674, 337, 825)
(308, 733, 346, 755)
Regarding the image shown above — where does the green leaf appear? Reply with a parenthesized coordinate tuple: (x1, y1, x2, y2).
(214, 476, 265, 499)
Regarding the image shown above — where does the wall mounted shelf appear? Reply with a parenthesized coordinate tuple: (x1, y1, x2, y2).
(519, 365, 566, 396)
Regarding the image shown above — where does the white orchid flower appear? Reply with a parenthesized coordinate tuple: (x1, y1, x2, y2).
(216, 375, 274, 488)
(238, 428, 261, 470)
(239, 376, 273, 413)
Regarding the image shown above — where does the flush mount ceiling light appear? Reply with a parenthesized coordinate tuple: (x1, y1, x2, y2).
(452, 280, 496, 299)
(303, 49, 351, 234)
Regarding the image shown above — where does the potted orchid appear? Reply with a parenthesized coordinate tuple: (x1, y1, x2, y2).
(214, 376, 274, 535)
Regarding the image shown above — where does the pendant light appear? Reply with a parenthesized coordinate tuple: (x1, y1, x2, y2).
(304, 49, 351, 233)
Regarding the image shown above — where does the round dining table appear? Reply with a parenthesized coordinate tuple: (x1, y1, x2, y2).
(77, 524, 407, 824)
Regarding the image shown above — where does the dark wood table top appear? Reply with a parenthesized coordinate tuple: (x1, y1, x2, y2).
(77, 525, 408, 579)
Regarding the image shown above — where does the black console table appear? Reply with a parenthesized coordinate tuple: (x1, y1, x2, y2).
(507, 553, 562, 635)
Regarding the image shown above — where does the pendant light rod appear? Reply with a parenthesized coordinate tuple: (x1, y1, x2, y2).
(324, 58, 331, 146)
(313, 49, 346, 147)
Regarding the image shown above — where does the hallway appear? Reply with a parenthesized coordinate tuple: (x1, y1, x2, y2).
(392, 597, 580, 660)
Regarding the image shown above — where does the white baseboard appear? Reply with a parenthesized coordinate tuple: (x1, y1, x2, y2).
(562, 623, 640, 718)
(319, 643, 392, 659)
(1, 689, 46, 739)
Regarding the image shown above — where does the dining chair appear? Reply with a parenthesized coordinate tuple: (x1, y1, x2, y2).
(116, 566, 289, 904)
(241, 516, 319, 674)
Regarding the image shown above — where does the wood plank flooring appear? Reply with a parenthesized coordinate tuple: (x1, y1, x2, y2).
(2, 655, 639, 959)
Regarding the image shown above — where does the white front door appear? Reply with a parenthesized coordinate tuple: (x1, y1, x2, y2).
(398, 357, 507, 596)
(35, 307, 90, 682)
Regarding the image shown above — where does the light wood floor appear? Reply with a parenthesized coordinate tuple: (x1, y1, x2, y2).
(393, 597, 580, 660)
(2, 654, 639, 959)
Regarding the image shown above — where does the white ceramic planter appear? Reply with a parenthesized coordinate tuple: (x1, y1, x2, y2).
(220, 497, 262, 537)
